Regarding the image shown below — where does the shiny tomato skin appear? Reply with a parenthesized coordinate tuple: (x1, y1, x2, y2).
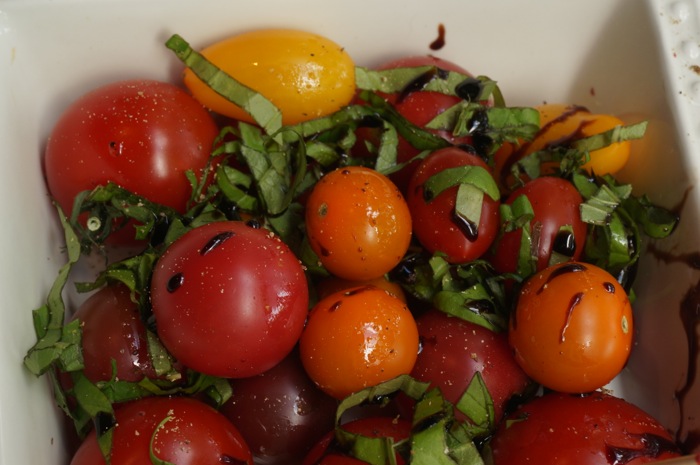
(509, 262, 633, 393)
(70, 283, 157, 383)
(488, 391, 681, 465)
(44, 79, 218, 218)
(406, 147, 500, 264)
(299, 286, 419, 399)
(305, 166, 412, 281)
(489, 176, 587, 275)
(183, 29, 355, 125)
(374, 55, 474, 194)
(150, 221, 308, 378)
(402, 309, 530, 425)
(302, 416, 412, 465)
(69, 396, 253, 465)
(221, 349, 338, 465)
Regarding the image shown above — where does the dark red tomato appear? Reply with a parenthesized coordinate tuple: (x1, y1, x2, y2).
(44, 79, 218, 242)
(399, 309, 530, 426)
(221, 348, 338, 465)
(70, 283, 157, 383)
(302, 416, 412, 465)
(150, 221, 308, 378)
(488, 391, 682, 465)
(406, 147, 500, 264)
(69, 396, 253, 465)
(376, 55, 475, 194)
(489, 176, 587, 275)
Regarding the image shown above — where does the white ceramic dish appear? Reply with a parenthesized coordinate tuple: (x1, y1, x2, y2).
(1, 0, 699, 463)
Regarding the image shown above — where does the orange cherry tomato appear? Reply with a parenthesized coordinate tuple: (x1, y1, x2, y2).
(183, 29, 356, 125)
(509, 261, 633, 393)
(299, 286, 419, 399)
(305, 166, 412, 281)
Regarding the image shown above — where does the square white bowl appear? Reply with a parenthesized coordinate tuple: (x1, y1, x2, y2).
(1, 0, 699, 463)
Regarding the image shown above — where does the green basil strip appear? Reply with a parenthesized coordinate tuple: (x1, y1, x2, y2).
(355, 66, 480, 96)
(423, 165, 501, 202)
(24, 204, 83, 376)
(455, 373, 496, 436)
(571, 121, 648, 152)
(165, 34, 283, 142)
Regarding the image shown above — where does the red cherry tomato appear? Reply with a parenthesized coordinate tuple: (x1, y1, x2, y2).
(150, 221, 308, 378)
(489, 176, 587, 275)
(70, 284, 157, 383)
(401, 309, 530, 425)
(44, 80, 218, 235)
(69, 396, 253, 465)
(221, 349, 338, 465)
(406, 147, 500, 264)
(509, 262, 633, 393)
(369, 55, 475, 194)
(488, 391, 682, 465)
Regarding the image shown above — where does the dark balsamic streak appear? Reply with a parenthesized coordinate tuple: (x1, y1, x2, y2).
(429, 23, 446, 51)
(201, 231, 235, 256)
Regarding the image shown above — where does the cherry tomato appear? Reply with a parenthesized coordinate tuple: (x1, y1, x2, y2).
(302, 416, 412, 465)
(69, 396, 253, 465)
(44, 79, 218, 228)
(488, 391, 682, 465)
(150, 221, 308, 378)
(70, 284, 157, 383)
(299, 286, 419, 399)
(509, 262, 633, 393)
(366, 55, 475, 194)
(495, 104, 631, 186)
(406, 147, 500, 264)
(305, 166, 412, 281)
(400, 309, 530, 426)
(221, 349, 337, 465)
(183, 29, 355, 125)
(489, 176, 587, 275)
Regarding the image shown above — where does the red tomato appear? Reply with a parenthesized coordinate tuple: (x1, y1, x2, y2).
(299, 286, 419, 399)
(221, 349, 338, 465)
(489, 176, 587, 275)
(400, 309, 530, 425)
(406, 147, 500, 264)
(509, 262, 633, 393)
(369, 55, 475, 194)
(69, 396, 253, 465)
(44, 79, 218, 241)
(70, 284, 157, 383)
(488, 391, 681, 465)
(150, 221, 309, 378)
(302, 416, 412, 465)
(305, 166, 412, 281)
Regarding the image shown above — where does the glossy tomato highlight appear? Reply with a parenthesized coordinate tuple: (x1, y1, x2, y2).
(150, 221, 308, 378)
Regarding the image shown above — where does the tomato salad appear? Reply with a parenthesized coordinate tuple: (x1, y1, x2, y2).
(27, 28, 683, 465)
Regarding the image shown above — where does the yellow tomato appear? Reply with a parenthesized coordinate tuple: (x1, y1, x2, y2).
(532, 104, 631, 175)
(183, 29, 356, 125)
